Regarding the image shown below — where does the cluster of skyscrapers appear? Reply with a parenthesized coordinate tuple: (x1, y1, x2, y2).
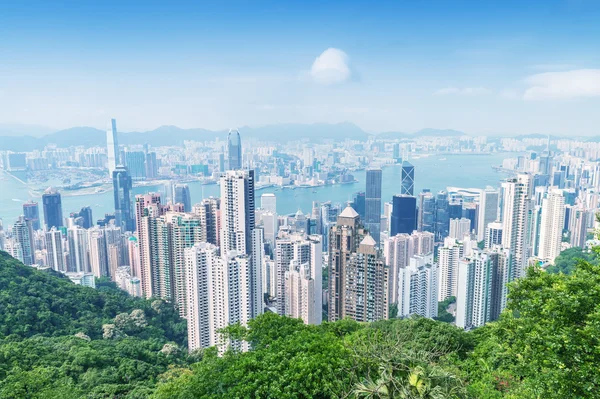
(2, 123, 600, 353)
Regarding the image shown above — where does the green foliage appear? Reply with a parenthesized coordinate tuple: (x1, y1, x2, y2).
(545, 246, 595, 275)
(0, 251, 190, 398)
(466, 258, 600, 398)
(388, 303, 398, 319)
(435, 296, 456, 323)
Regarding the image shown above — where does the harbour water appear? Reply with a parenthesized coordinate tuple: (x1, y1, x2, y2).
(0, 152, 519, 225)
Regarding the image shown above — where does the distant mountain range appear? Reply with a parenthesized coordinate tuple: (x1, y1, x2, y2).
(0, 123, 478, 151)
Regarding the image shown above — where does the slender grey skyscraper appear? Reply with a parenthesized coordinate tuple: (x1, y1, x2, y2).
(107, 118, 120, 176)
(113, 166, 134, 232)
(227, 129, 242, 170)
(23, 201, 40, 231)
(174, 184, 192, 212)
(401, 161, 415, 196)
(365, 168, 382, 244)
(42, 188, 64, 230)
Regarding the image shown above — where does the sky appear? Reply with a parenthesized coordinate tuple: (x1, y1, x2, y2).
(1, 0, 600, 136)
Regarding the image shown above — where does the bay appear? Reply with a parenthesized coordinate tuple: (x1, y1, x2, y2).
(0, 152, 518, 225)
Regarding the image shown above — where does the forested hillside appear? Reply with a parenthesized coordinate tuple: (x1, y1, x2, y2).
(2, 245, 600, 398)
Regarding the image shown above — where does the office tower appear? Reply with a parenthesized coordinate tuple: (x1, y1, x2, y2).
(485, 222, 503, 249)
(417, 190, 435, 233)
(260, 212, 277, 246)
(227, 129, 242, 170)
(397, 253, 438, 319)
(106, 118, 120, 176)
(218, 153, 225, 173)
(70, 206, 93, 229)
(193, 197, 221, 246)
(261, 193, 277, 214)
(135, 193, 164, 296)
(449, 218, 471, 240)
(437, 241, 463, 301)
(88, 228, 108, 277)
(462, 203, 478, 232)
(22, 201, 40, 231)
(456, 248, 510, 329)
(501, 174, 533, 280)
(328, 206, 386, 322)
(174, 184, 192, 212)
(113, 166, 135, 232)
(477, 188, 499, 241)
(107, 244, 120, 280)
(365, 168, 382, 244)
(390, 195, 417, 236)
(42, 188, 63, 230)
(393, 143, 400, 161)
(569, 206, 588, 249)
(401, 161, 415, 196)
(538, 189, 565, 263)
(220, 169, 255, 256)
(12, 216, 35, 265)
(276, 233, 322, 323)
(434, 191, 449, 241)
(145, 151, 158, 179)
(286, 263, 316, 324)
(124, 151, 146, 180)
(352, 191, 366, 220)
(185, 243, 224, 351)
(384, 231, 434, 306)
(168, 212, 204, 317)
(67, 226, 89, 273)
(45, 228, 65, 272)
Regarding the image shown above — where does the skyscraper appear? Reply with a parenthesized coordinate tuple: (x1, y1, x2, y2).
(42, 188, 63, 230)
(397, 253, 438, 319)
(501, 174, 533, 280)
(365, 168, 382, 244)
(456, 247, 510, 329)
(135, 193, 164, 297)
(193, 197, 221, 247)
(45, 228, 65, 272)
(328, 206, 387, 322)
(401, 161, 415, 196)
(106, 118, 120, 176)
(484, 222, 503, 249)
(124, 151, 147, 180)
(390, 195, 417, 236)
(352, 191, 366, 220)
(538, 189, 565, 263)
(22, 201, 40, 231)
(174, 184, 192, 212)
(477, 188, 500, 241)
(12, 216, 35, 265)
(449, 218, 471, 240)
(417, 190, 435, 233)
(67, 225, 89, 273)
(220, 169, 255, 256)
(71, 206, 93, 229)
(113, 166, 135, 232)
(569, 205, 588, 249)
(227, 129, 242, 170)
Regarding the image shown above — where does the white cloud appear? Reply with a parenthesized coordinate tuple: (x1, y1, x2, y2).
(310, 48, 351, 85)
(524, 69, 600, 100)
(433, 87, 491, 96)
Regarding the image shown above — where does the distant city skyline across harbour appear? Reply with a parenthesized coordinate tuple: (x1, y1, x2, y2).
(0, 152, 520, 226)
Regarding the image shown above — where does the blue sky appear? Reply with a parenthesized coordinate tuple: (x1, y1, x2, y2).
(1, 0, 600, 135)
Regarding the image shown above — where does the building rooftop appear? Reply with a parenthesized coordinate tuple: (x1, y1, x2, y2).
(339, 206, 359, 219)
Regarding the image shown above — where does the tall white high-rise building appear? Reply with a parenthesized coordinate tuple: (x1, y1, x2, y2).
(477, 188, 499, 240)
(569, 205, 588, 249)
(449, 218, 472, 240)
(67, 226, 89, 273)
(384, 231, 434, 306)
(455, 247, 510, 329)
(106, 118, 119, 177)
(501, 174, 533, 280)
(285, 262, 316, 324)
(437, 241, 463, 301)
(484, 222, 503, 249)
(220, 170, 255, 257)
(275, 232, 322, 324)
(538, 188, 565, 263)
(88, 228, 108, 278)
(45, 228, 65, 272)
(397, 253, 438, 319)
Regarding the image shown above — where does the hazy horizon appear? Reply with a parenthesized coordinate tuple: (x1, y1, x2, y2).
(2, 1, 600, 136)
